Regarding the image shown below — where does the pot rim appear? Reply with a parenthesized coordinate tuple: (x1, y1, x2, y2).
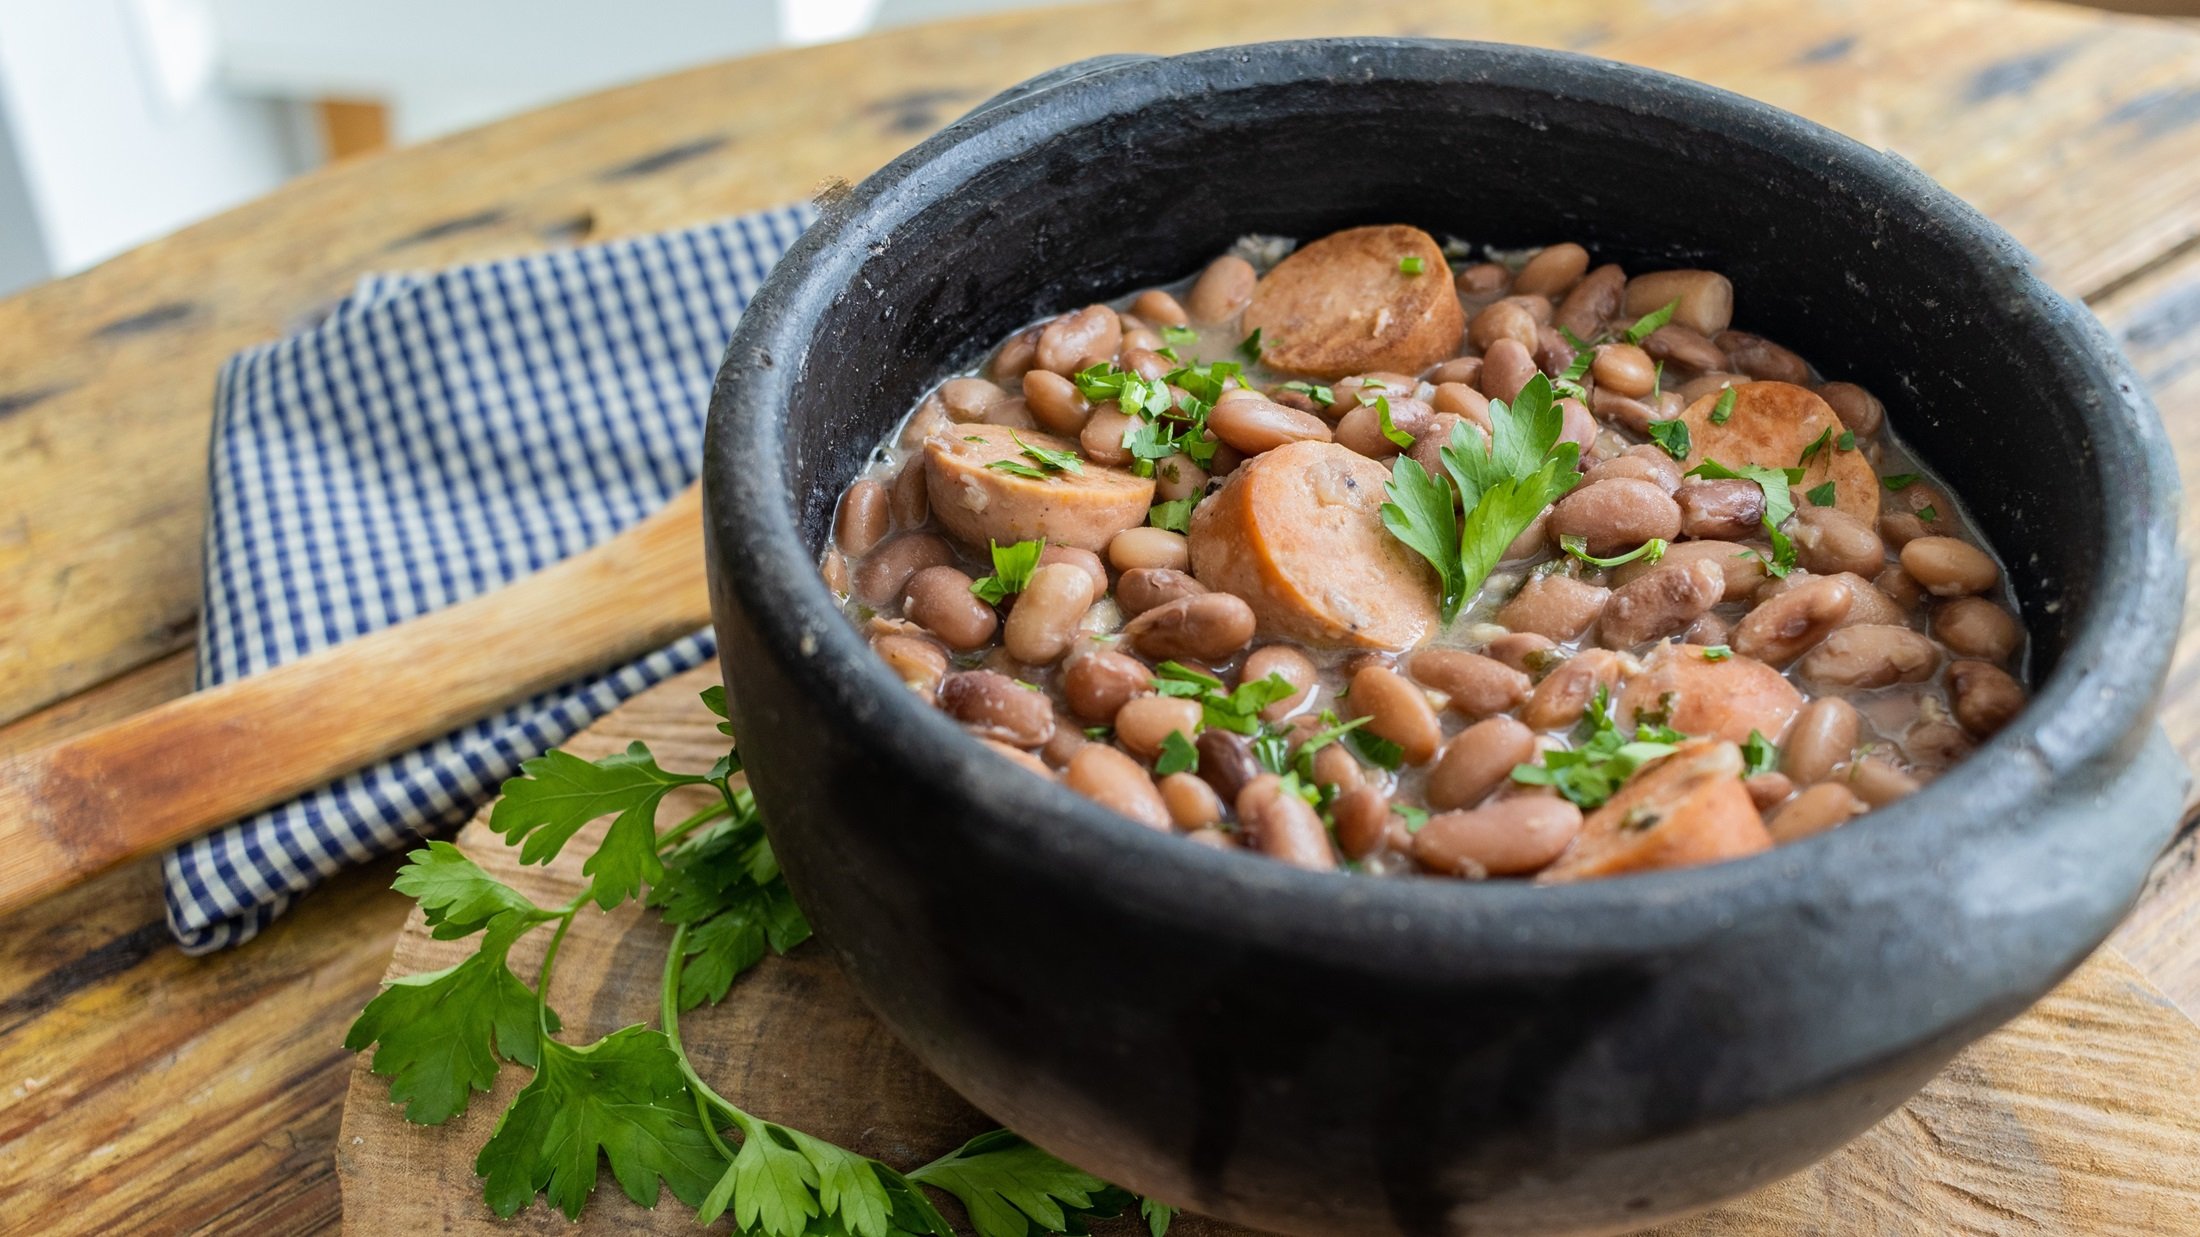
(706, 37, 2185, 965)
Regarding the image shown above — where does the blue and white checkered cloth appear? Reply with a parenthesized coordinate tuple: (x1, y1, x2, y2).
(163, 204, 814, 953)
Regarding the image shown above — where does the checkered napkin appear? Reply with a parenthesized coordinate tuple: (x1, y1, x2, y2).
(163, 204, 815, 953)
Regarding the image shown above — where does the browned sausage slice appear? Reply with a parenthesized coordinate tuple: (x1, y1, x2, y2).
(1679, 381, 1879, 524)
(1538, 740, 1772, 882)
(1188, 441, 1438, 649)
(925, 423, 1154, 552)
(1241, 225, 1465, 380)
(1615, 642, 1804, 745)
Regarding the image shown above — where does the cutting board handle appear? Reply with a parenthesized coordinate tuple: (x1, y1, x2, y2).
(0, 484, 711, 917)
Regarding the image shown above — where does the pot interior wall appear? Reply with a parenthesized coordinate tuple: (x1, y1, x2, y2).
(783, 63, 2097, 677)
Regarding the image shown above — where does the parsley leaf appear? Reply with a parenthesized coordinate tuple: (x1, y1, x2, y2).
(1280, 379, 1334, 407)
(1342, 727, 1405, 771)
(1072, 363, 1171, 418)
(477, 1025, 724, 1220)
(1623, 297, 1680, 345)
(1882, 472, 1919, 491)
(1155, 729, 1200, 775)
(1142, 1197, 1179, 1236)
(346, 912, 555, 1125)
(1646, 417, 1691, 460)
(1204, 674, 1298, 735)
(1741, 730, 1781, 776)
(1375, 396, 1415, 448)
(1509, 686, 1682, 809)
(1160, 325, 1198, 348)
(987, 430, 1082, 479)
(396, 840, 556, 940)
(1805, 480, 1837, 507)
(908, 1131, 1133, 1237)
(1398, 255, 1425, 275)
(1686, 458, 1801, 577)
(1917, 503, 1938, 522)
(1837, 429, 1857, 451)
(970, 538, 1045, 604)
(1238, 328, 1264, 362)
(1560, 534, 1667, 569)
(1709, 387, 1737, 424)
(1378, 454, 1464, 618)
(489, 742, 708, 909)
(1391, 803, 1431, 833)
(1148, 498, 1196, 534)
(1151, 661, 1222, 698)
(1798, 426, 1833, 466)
(1702, 644, 1733, 661)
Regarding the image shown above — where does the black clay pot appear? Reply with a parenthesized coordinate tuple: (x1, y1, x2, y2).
(704, 40, 2186, 1236)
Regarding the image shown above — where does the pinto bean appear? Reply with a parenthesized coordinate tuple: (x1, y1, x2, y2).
(1782, 698, 1861, 785)
(1108, 527, 1191, 573)
(1065, 744, 1170, 830)
(1409, 649, 1530, 717)
(1677, 372, 1746, 404)
(1900, 536, 2000, 597)
(1426, 356, 1483, 387)
(1154, 453, 1209, 502)
(1745, 771, 1795, 811)
(1330, 372, 1418, 413)
(902, 566, 999, 650)
(835, 479, 891, 555)
(1485, 632, 1559, 675)
(1468, 299, 1540, 353)
(1039, 544, 1108, 597)
(1549, 478, 1683, 557)
(1949, 660, 2026, 738)
(1640, 324, 1726, 374)
(1906, 719, 1975, 768)
(1732, 574, 1852, 666)
(1935, 597, 2024, 662)
(1455, 262, 1511, 299)
(1798, 624, 1941, 689)
(1003, 562, 1096, 664)
(987, 330, 1039, 383)
(1116, 567, 1206, 617)
(889, 461, 929, 528)
(1158, 772, 1223, 830)
(1516, 242, 1591, 295)
(1587, 387, 1656, 436)
(1555, 263, 1626, 340)
(1113, 695, 1203, 761)
(938, 670, 1054, 748)
(1328, 786, 1392, 860)
(1585, 445, 1683, 494)
(981, 737, 1055, 779)
(1612, 538, 1763, 602)
(1792, 506, 1886, 577)
(1040, 715, 1091, 768)
(1767, 782, 1865, 843)
(1675, 479, 1766, 540)
(1414, 794, 1582, 878)
(1591, 342, 1658, 397)
(1522, 649, 1626, 731)
(872, 633, 948, 697)
(1713, 331, 1809, 383)
(1534, 326, 1577, 378)
(1063, 646, 1151, 721)
(1347, 665, 1443, 765)
(1079, 407, 1137, 467)
(1131, 288, 1190, 328)
(940, 376, 1012, 422)
(1207, 396, 1334, 455)
(1496, 572, 1612, 643)
(1876, 564, 1925, 610)
(1427, 716, 1537, 811)
(980, 397, 1037, 429)
(1879, 512, 1929, 549)
(1335, 395, 1434, 459)
(1196, 728, 1261, 803)
(1243, 645, 1318, 721)
(1476, 337, 1537, 404)
(1623, 269, 1735, 336)
(1311, 743, 1366, 797)
(1036, 305, 1121, 376)
(1817, 382, 1884, 437)
(1843, 757, 1921, 807)
(1022, 368, 1091, 434)
(1236, 774, 1337, 871)
(1598, 559, 1724, 648)
(1123, 592, 1257, 661)
(821, 549, 850, 593)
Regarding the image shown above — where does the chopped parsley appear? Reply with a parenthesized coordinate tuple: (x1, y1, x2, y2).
(1160, 324, 1198, 348)
(968, 538, 1045, 604)
(1701, 645, 1733, 661)
(1398, 255, 1426, 275)
(1376, 396, 1416, 448)
(1148, 497, 1196, 533)
(1837, 429, 1857, 451)
(1647, 417, 1692, 460)
(1155, 729, 1200, 775)
(1151, 662, 1298, 737)
(1070, 361, 1170, 418)
(1391, 803, 1431, 833)
(1623, 298, 1680, 345)
(1379, 373, 1583, 622)
(1798, 426, 1834, 466)
(1917, 504, 1938, 522)
(1510, 685, 1683, 809)
(1560, 534, 1667, 568)
(1741, 729, 1780, 776)
(1280, 380, 1335, 407)
(1709, 387, 1738, 424)
(1805, 481, 1837, 507)
(1238, 328, 1264, 363)
(1554, 344, 1594, 402)
(1686, 458, 1803, 577)
(1882, 472, 1919, 491)
(1342, 728, 1405, 771)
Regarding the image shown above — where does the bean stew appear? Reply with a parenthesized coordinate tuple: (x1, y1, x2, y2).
(821, 225, 2028, 882)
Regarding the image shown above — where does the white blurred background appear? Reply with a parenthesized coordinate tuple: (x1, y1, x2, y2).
(0, 0, 1037, 296)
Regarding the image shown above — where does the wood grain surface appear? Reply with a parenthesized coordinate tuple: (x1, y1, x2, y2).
(4, 0, 2200, 1232)
(337, 671, 2200, 1235)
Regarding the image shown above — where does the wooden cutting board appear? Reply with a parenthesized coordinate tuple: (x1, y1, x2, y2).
(336, 667, 2200, 1234)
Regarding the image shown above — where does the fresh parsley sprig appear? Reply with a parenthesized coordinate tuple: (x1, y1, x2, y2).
(1509, 685, 1682, 809)
(1380, 373, 1583, 622)
(349, 689, 1172, 1236)
(970, 538, 1045, 605)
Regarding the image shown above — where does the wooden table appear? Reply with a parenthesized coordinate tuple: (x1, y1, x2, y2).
(3, 0, 2199, 1231)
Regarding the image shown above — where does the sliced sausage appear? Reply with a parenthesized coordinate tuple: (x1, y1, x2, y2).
(1188, 441, 1438, 649)
(1241, 225, 1466, 380)
(1678, 381, 1880, 525)
(1615, 642, 1804, 745)
(925, 422, 1155, 552)
(1539, 740, 1772, 882)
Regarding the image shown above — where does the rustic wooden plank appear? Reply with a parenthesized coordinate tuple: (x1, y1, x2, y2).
(335, 670, 2200, 1236)
(5, 0, 2200, 729)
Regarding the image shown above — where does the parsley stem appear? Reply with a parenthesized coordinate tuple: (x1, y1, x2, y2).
(655, 800, 732, 853)
(660, 921, 743, 1161)
(534, 907, 579, 1037)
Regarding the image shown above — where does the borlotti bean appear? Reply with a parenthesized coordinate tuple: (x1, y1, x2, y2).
(826, 229, 2029, 882)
